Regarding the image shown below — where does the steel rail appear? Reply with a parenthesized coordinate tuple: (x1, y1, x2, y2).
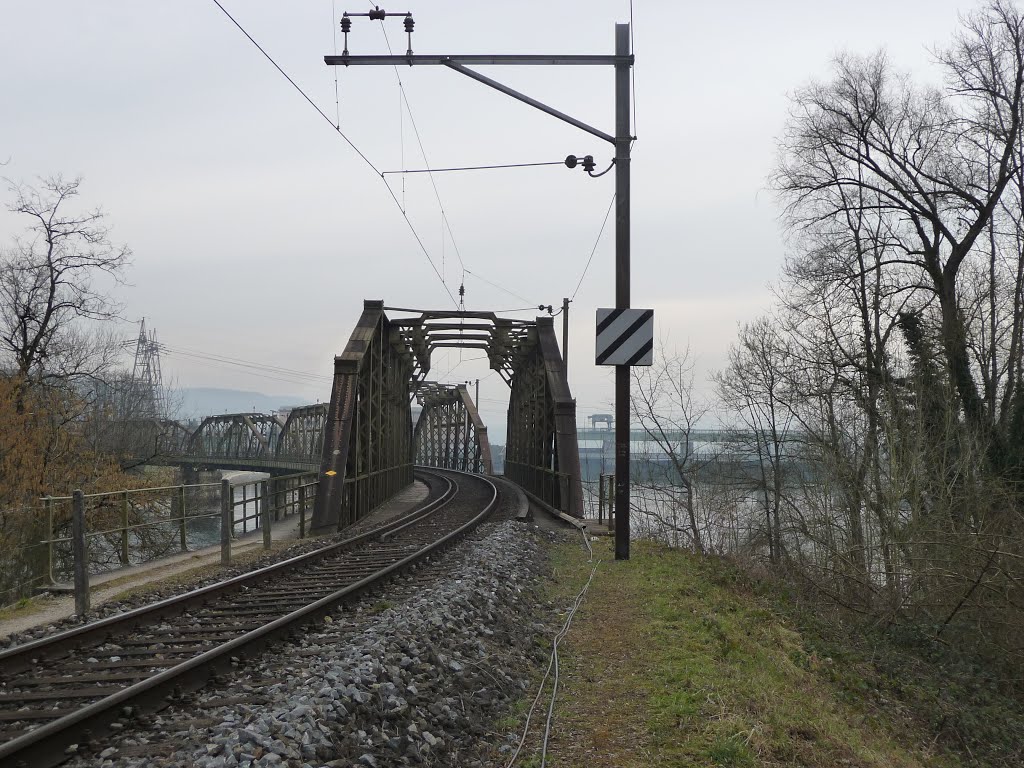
(0, 470, 451, 677)
(0, 470, 498, 768)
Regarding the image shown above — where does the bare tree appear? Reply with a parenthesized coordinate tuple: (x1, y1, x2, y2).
(630, 345, 710, 553)
(742, 1, 1024, 665)
(714, 317, 794, 564)
(0, 176, 130, 397)
(773, 0, 1024, 448)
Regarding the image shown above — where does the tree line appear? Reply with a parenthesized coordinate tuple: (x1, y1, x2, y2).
(634, 0, 1024, 684)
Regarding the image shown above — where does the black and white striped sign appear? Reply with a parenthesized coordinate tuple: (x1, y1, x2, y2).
(595, 308, 654, 366)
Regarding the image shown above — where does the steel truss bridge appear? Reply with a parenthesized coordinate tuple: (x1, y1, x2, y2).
(135, 300, 583, 531)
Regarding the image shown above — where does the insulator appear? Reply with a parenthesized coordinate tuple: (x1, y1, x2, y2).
(459, 283, 465, 297)
(404, 14, 415, 33)
(369, 6, 385, 21)
(340, 15, 351, 33)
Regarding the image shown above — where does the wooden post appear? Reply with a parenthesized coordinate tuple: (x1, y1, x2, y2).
(120, 490, 130, 565)
(72, 490, 90, 615)
(220, 478, 232, 566)
(261, 480, 271, 550)
(178, 485, 187, 552)
(299, 484, 307, 539)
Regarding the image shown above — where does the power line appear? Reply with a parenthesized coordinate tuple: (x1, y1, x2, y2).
(122, 338, 332, 388)
(570, 192, 616, 301)
(208, 0, 457, 308)
(210, 0, 377, 172)
(160, 346, 331, 382)
(122, 338, 330, 382)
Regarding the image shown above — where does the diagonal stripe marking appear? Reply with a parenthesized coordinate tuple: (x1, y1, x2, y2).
(625, 338, 654, 366)
(596, 308, 625, 336)
(596, 311, 642, 354)
(596, 310, 653, 364)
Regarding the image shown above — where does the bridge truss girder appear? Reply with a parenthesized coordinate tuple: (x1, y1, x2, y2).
(187, 413, 284, 462)
(504, 317, 583, 516)
(413, 383, 493, 474)
(311, 300, 583, 532)
(311, 301, 414, 532)
(144, 403, 327, 473)
(276, 404, 328, 462)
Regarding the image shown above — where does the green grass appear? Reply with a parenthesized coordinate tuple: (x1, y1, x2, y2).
(368, 600, 393, 614)
(524, 538, 994, 768)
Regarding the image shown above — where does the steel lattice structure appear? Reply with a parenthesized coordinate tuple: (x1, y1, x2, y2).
(312, 301, 415, 531)
(311, 300, 582, 533)
(145, 405, 329, 473)
(124, 300, 582, 529)
(503, 320, 583, 515)
(413, 383, 493, 474)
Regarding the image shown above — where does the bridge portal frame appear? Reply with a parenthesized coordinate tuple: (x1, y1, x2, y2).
(413, 383, 493, 474)
(311, 300, 583, 533)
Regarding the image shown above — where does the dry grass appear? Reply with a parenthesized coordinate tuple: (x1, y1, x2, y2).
(513, 537, 959, 768)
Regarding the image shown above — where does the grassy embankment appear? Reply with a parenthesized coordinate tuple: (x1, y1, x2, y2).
(514, 536, 1024, 768)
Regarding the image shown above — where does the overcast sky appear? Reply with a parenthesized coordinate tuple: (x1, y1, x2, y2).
(0, 0, 978, 437)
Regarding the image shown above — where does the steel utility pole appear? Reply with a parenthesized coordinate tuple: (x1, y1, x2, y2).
(613, 25, 632, 560)
(561, 296, 570, 381)
(327, 16, 634, 558)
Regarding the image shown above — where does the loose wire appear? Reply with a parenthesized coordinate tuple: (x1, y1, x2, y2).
(506, 524, 598, 767)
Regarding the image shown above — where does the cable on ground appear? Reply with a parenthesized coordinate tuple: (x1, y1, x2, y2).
(506, 522, 598, 767)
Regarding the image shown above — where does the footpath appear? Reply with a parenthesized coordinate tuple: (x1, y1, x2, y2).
(0, 482, 428, 641)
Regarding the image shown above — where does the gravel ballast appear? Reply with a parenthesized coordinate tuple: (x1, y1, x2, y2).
(66, 518, 570, 768)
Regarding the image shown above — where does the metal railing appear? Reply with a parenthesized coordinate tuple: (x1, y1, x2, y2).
(504, 460, 575, 515)
(0, 471, 320, 610)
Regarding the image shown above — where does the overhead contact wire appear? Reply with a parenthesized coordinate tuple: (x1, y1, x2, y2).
(209, 0, 457, 307)
(570, 193, 616, 301)
(374, 13, 467, 275)
(381, 161, 565, 175)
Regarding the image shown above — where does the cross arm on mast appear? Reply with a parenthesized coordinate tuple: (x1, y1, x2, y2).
(323, 53, 623, 145)
(323, 54, 630, 66)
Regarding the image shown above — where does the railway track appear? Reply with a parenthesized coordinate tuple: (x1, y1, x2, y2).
(0, 468, 499, 768)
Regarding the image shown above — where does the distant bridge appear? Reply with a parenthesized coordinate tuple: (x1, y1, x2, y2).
(128, 300, 583, 532)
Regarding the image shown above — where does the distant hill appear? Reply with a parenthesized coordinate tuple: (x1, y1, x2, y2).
(172, 387, 313, 419)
